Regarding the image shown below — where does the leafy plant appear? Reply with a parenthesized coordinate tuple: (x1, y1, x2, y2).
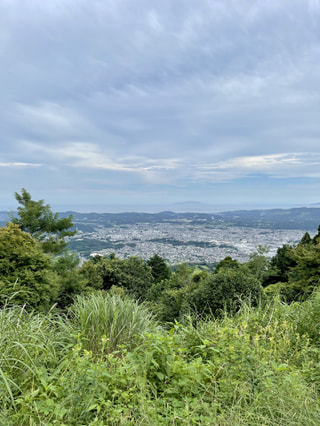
(0, 223, 59, 311)
(10, 188, 76, 255)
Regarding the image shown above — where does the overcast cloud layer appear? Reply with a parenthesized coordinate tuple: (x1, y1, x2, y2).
(1, 0, 320, 211)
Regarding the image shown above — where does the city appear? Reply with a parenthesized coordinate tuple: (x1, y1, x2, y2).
(71, 220, 307, 264)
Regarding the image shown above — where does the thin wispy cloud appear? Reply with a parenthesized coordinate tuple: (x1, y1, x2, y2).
(0, 162, 42, 168)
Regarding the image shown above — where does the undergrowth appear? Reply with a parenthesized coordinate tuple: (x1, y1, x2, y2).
(1, 292, 320, 424)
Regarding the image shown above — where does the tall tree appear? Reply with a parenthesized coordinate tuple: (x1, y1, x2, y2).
(9, 188, 76, 254)
(147, 254, 171, 283)
(287, 240, 320, 299)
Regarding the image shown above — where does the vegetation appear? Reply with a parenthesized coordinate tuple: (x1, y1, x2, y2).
(2, 293, 320, 424)
(2, 190, 320, 423)
(10, 188, 75, 254)
(0, 223, 59, 311)
(79, 255, 154, 301)
(68, 238, 126, 257)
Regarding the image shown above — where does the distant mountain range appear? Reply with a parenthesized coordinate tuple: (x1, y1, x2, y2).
(2, 207, 320, 231)
(66, 207, 320, 231)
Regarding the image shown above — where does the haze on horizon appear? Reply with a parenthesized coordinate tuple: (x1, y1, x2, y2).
(1, 0, 320, 213)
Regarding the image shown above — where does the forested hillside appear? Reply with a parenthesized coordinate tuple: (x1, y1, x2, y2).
(2, 191, 320, 424)
(3, 205, 320, 231)
(67, 207, 320, 230)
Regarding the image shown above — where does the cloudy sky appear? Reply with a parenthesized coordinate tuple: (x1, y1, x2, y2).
(1, 0, 320, 212)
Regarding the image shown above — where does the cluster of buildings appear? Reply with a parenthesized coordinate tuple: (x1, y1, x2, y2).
(74, 221, 306, 265)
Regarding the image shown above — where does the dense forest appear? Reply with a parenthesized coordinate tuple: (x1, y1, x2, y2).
(2, 190, 320, 424)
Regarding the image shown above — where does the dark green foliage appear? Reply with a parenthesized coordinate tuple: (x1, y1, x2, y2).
(169, 263, 194, 288)
(68, 238, 126, 257)
(301, 231, 312, 246)
(146, 264, 199, 322)
(155, 286, 193, 324)
(147, 278, 172, 302)
(244, 246, 270, 284)
(286, 241, 320, 299)
(78, 256, 116, 291)
(263, 244, 297, 288)
(52, 253, 88, 310)
(263, 229, 320, 302)
(79, 255, 154, 300)
(151, 263, 264, 323)
(10, 188, 76, 254)
(192, 269, 210, 283)
(0, 223, 59, 311)
(188, 268, 263, 317)
(147, 254, 171, 283)
(214, 256, 240, 274)
(312, 225, 320, 245)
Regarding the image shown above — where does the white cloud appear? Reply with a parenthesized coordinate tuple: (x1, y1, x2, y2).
(0, 162, 42, 168)
(16, 140, 320, 184)
(216, 154, 301, 170)
(194, 153, 320, 182)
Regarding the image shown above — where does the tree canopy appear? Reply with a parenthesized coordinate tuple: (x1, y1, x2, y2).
(0, 223, 59, 310)
(9, 188, 76, 254)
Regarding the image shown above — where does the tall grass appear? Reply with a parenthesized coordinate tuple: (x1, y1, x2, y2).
(0, 304, 69, 417)
(65, 290, 157, 355)
(172, 295, 320, 424)
(1, 292, 320, 424)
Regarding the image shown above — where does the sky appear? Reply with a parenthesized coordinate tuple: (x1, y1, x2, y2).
(1, 0, 320, 212)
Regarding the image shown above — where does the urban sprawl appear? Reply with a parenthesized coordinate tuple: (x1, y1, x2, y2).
(73, 220, 306, 265)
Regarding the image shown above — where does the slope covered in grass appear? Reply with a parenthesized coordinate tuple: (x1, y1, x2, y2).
(1, 291, 320, 425)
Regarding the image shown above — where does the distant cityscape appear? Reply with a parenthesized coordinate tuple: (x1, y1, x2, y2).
(66, 206, 320, 264)
(2, 207, 318, 265)
(71, 220, 306, 264)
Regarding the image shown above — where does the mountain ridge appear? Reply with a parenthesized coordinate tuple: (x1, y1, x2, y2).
(2, 207, 320, 231)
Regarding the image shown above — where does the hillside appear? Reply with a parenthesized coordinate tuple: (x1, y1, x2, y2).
(65, 207, 320, 230)
(3, 207, 320, 230)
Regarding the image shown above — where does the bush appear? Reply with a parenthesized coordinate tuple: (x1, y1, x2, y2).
(79, 255, 154, 300)
(0, 224, 59, 311)
(187, 269, 264, 318)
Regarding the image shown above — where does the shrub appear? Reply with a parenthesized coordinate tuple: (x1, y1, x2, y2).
(79, 255, 154, 300)
(187, 269, 264, 318)
(0, 224, 59, 311)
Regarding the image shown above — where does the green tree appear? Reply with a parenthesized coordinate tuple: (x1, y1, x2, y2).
(79, 256, 119, 291)
(263, 228, 320, 301)
(0, 223, 59, 310)
(286, 241, 320, 300)
(270, 244, 296, 280)
(214, 256, 240, 274)
(147, 254, 171, 283)
(52, 253, 88, 310)
(262, 244, 296, 291)
(187, 268, 263, 318)
(9, 188, 76, 254)
(80, 255, 154, 301)
(246, 246, 270, 280)
(300, 232, 312, 246)
(312, 226, 320, 245)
